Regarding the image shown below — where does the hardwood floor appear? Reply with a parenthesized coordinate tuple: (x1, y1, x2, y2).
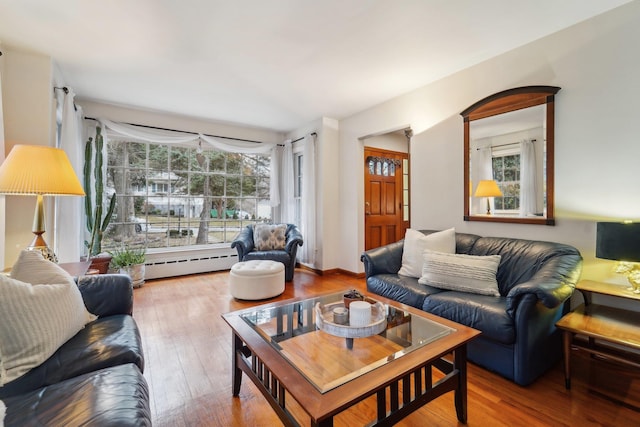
(133, 269, 639, 426)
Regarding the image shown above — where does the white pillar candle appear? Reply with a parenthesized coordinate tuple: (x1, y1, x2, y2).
(349, 301, 371, 327)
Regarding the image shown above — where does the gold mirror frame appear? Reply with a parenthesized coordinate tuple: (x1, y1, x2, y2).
(461, 86, 560, 225)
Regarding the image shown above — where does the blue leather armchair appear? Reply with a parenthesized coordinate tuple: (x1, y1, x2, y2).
(231, 224, 303, 281)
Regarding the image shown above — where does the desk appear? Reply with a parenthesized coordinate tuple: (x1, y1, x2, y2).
(556, 280, 640, 389)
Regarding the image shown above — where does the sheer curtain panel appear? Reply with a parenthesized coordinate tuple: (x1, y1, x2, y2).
(300, 134, 316, 265)
(519, 139, 538, 216)
(56, 88, 84, 262)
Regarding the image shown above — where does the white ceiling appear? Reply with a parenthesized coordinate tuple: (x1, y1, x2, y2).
(0, 0, 631, 132)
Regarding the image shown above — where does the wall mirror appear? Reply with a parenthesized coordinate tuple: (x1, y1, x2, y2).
(461, 86, 560, 225)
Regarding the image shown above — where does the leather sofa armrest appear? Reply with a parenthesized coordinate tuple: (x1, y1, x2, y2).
(285, 225, 304, 253)
(505, 256, 582, 317)
(231, 226, 255, 259)
(77, 274, 134, 316)
(361, 240, 404, 278)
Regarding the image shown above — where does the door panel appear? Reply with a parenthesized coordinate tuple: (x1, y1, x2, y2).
(364, 147, 409, 251)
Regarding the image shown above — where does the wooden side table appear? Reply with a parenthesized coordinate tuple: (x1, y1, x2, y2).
(556, 280, 640, 389)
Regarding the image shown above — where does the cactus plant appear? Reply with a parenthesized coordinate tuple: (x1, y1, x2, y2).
(84, 126, 116, 256)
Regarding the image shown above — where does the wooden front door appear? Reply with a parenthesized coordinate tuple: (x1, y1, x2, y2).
(364, 147, 409, 251)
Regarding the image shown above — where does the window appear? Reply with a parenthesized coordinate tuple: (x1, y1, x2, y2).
(104, 140, 271, 251)
(492, 153, 520, 211)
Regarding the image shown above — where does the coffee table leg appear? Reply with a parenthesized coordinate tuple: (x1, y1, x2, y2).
(454, 345, 468, 423)
(232, 332, 243, 396)
(346, 338, 353, 350)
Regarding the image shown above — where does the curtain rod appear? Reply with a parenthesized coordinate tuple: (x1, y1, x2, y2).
(84, 116, 268, 145)
(290, 132, 317, 143)
(475, 139, 536, 150)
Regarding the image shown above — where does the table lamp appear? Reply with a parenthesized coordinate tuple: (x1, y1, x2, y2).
(474, 180, 503, 215)
(0, 144, 85, 262)
(596, 221, 640, 293)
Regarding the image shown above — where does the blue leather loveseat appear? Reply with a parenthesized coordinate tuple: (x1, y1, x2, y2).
(361, 230, 582, 386)
(1, 274, 150, 426)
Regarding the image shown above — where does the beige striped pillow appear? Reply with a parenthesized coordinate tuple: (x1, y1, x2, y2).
(0, 251, 95, 386)
(418, 250, 501, 296)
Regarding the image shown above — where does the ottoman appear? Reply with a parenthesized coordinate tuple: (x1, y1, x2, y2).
(229, 260, 285, 300)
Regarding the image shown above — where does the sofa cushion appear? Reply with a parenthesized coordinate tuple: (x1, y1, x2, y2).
(367, 274, 444, 309)
(0, 251, 97, 386)
(418, 251, 501, 296)
(0, 315, 144, 399)
(2, 363, 151, 427)
(253, 224, 287, 250)
(422, 291, 515, 344)
(468, 236, 582, 295)
(398, 228, 455, 278)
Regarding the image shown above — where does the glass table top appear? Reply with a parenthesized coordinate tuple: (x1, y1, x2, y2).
(241, 291, 455, 393)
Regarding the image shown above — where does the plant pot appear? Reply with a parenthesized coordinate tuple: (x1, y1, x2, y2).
(120, 263, 145, 288)
(343, 292, 364, 309)
(87, 254, 112, 274)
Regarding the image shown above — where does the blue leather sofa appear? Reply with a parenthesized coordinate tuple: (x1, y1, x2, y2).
(361, 230, 582, 386)
(1, 274, 151, 426)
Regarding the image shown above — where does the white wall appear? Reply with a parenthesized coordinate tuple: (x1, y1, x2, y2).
(337, 1, 640, 288)
(1, 47, 55, 267)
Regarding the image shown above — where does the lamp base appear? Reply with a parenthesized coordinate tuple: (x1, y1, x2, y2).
(28, 232, 58, 263)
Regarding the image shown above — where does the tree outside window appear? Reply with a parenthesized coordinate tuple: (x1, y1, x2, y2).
(492, 154, 520, 211)
(104, 140, 271, 251)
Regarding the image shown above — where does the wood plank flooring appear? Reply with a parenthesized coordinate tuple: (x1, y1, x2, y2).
(133, 269, 640, 426)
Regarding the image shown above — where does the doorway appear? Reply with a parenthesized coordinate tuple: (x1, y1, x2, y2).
(364, 138, 410, 251)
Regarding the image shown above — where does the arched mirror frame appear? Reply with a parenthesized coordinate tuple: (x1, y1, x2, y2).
(461, 86, 561, 225)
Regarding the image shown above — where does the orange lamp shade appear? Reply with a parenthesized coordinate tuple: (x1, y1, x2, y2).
(0, 145, 85, 196)
(474, 180, 503, 198)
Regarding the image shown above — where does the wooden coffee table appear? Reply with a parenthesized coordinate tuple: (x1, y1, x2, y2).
(222, 291, 480, 426)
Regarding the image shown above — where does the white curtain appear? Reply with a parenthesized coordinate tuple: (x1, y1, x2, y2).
(519, 139, 537, 216)
(56, 88, 84, 262)
(280, 141, 296, 224)
(471, 145, 493, 214)
(269, 145, 280, 208)
(99, 119, 276, 154)
(300, 134, 316, 265)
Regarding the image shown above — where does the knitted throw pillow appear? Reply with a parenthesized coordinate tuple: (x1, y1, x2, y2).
(253, 224, 287, 251)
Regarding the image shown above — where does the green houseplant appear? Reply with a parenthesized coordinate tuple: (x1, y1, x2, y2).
(109, 246, 146, 288)
(84, 126, 116, 271)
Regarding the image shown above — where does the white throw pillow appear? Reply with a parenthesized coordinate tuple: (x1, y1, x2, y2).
(418, 250, 501, 296)
(398, 228, 456, 278)
(0, 251, 96, 386)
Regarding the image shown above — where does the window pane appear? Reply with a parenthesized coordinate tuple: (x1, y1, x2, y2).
(104, 139, 270, 251)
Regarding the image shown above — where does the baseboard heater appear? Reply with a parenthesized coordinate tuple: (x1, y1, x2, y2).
(144, 250, 239, 280)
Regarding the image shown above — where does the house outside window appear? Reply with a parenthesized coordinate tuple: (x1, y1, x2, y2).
(103, 140, 271, 251)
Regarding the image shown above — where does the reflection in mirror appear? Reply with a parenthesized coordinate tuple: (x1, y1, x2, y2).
(461, 86, 560, 225)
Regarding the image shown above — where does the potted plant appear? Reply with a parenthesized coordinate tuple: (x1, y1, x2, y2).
(84, 126, 116, 273)
(343, 289, 365, 308)
(109, 246, 146, 288)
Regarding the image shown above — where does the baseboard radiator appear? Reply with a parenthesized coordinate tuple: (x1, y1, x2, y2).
(143, 247, 239, 280)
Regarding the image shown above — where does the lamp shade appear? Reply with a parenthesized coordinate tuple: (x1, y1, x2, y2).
(474, 180, 503, 198)
(596, 222, 640, 262)
(0, 145, 85, 196)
